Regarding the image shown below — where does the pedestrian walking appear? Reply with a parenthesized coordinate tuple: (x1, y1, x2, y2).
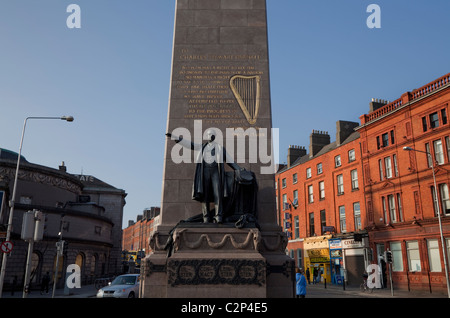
(312, 267, 318, 284)
(305, 268, 310, 284)
(295, 268, 307, 298)
(40, 272, 50, 294)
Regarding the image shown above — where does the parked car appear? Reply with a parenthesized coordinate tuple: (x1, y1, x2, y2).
(96, 274, 140, 298)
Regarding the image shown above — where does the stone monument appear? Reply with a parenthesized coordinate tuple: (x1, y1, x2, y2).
(140, 0, 294, 298)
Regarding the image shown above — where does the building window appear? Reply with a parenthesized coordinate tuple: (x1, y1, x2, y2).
(308, 185, 314, 203)
(320, 209, 326, 234)
(397, 193, 404, 222)
(390, 242, 403, 272)
(282, 178, 286, 188)
(382, 132, 389, 147)
(393, 154, 399, 176)
(351, 169, 358, 190)
(422, 116, 428, 132)
(335, 155, 341, 167)
(430, 112, 439, 129)
(433, 139, 444, 165)
(337, 174, 344, 195)
(293, 190, 298, 207)
(309, 212, 315, 236)
(348, 149, 356, 162)
(440, 183, 450, 215)
(442, 109, 448, 125)
(390, 130, 395, 145)
(293, 173, 298, 184)
(306, 167, 312, 179)
(428, 239, 442, 272)
(296, 249, 303, 270)
(446, 136, 450, 162)
(382, 196, 388, 224)
(317, 163, 323, 175)
(339, 206, 346, 232)
(282, 194, 288, 210)
(19, 196, 32, 204)
(319, 181, 325, 200)
(379, 159, 384, 181)
(406, 241, 421, 272)
(425, 143, 433, 167)
(388, 194, 397, 223)
(353, 202, 361, 230)
(384, 156, 392, 178)
(294, 216, 299, 239)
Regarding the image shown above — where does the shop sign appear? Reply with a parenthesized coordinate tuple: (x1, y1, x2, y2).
(342, 238, 363, 249)
(330, 249, 341, 258)
(310, 257, 329, 263)
(329, 239, 342, 249)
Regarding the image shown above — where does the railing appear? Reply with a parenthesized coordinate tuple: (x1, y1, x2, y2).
(411, 73, 450, 100)
(361, 73, 450, 124)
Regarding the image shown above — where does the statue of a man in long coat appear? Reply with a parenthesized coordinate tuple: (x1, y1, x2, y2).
(166, 128, 241, 223)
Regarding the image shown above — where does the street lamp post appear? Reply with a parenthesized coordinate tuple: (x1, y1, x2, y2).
(403, 146, 450, 298)
(0, 116, 74, 298)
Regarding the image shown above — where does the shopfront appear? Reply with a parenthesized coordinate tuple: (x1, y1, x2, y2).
(329, 236, 369, 286)
(304, 235, 332, 284)
(329, 239, 344, 285)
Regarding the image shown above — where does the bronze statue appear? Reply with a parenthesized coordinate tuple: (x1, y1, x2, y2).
(166, 129, 242, 223)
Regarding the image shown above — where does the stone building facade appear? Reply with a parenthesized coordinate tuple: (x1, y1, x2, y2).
(0, 149, 126, 291)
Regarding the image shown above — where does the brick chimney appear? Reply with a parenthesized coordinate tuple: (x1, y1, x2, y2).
(336, 121, 359, 146)
(287, 145, 306, 168)
(309, 130, 330, 158)
(369, 98, 388, 113)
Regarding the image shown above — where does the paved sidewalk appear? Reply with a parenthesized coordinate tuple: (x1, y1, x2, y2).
(305, 281, 448, 298)
(3, 284, 98, 298)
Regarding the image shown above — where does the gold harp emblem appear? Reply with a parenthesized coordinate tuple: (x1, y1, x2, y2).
(230, 75, 261, 125)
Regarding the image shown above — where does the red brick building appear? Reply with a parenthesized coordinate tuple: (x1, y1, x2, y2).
(277, 72, 450, 293)
(276, 121, 368, 286)
(357, 73, 450, 293)
(122, 207, 160, 262)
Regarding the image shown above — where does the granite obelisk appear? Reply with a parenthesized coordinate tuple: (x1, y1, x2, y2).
(141, 0, 294, 298)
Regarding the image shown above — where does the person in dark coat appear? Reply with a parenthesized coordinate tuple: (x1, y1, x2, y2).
(166, 129, 242, 223)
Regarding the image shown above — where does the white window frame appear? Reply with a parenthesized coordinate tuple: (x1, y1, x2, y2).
(348, 149, 356, 162)
(434, 139, 444, 165)
(406, 241, 421, 272)
(308, 185, 314, 203)
(427, 239, 442, 272)
(353, 202, 361, 230)
(351, 169, 358, 190)
(319, 181, 325, 200)
(335, 155, 341, 167)
(337, 174, 344, 195)
(384, 156, 392, 178)
(388, 194, 396, 223)
(306, 167, 312, 179)
(339, 206, 346, 232)
(390, 242, 403, 272)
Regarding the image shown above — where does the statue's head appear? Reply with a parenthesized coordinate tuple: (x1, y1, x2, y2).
(205, 128, 216, 143)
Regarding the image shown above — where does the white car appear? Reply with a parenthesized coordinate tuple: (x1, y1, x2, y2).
(96, 274, 140, 298)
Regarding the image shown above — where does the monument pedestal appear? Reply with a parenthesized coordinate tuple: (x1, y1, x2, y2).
(140, 223, 294, 298)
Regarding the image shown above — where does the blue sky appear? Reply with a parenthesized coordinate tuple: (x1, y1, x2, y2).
(1, 1, 449, 229)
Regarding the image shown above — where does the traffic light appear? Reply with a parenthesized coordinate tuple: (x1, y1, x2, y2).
(34, 210, 46, 241)
(62, 240, 69, 254)
(21, 211, 35, 241)
(385, 250, 393, 263)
